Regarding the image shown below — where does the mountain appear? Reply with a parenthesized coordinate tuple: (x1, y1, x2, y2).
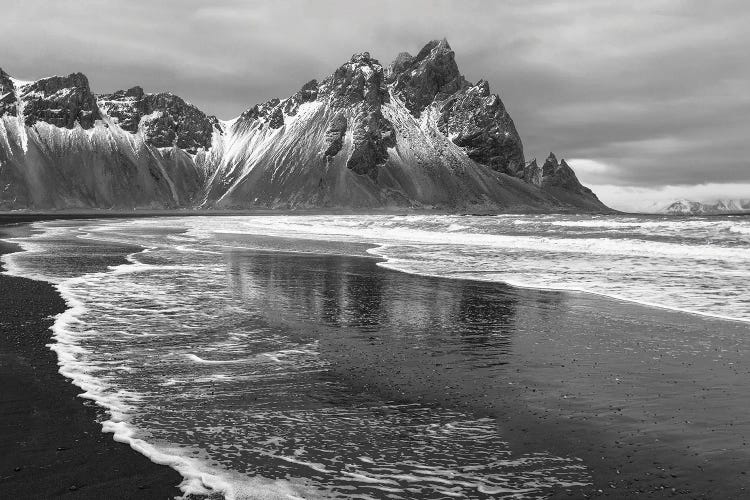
(0, 69, 213, 209)
(0, 39, 609, 212)
(661, 199, 750, 215)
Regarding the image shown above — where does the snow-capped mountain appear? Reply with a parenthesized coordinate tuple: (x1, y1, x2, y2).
(0, 69, 213, 209)
(661, 199, 750, 215)
(0, 39, 609, 212)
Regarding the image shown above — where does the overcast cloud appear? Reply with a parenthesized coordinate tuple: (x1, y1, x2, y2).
(1, 0, 748, 211)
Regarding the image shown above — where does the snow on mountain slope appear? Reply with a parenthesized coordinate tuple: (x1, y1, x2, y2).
(202, 43, 607, 211)
(0, 71, 212, 210)
(662, 199, 750, 215)
(0, 40, 610, 212)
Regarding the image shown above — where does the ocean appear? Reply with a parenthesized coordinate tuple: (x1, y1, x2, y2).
(2, 213, 749, 499)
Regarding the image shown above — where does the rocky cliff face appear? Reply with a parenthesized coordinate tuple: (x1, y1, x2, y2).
(0, 40, 610, 212)
(537, 153, 604, 211)
(387, 39, 524, 176)
(0, 69, 211, 210)
(0, 69, 17, 117)
(521, 159, 542, 186)
(98, 87, 220, 153)
(17, 72, 101, 129)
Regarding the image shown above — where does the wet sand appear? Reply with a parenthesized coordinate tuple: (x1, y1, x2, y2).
(2, 216, 750, 499)
(326, 279, 750, 499)
(0, 218, 183, 499)
(226, 247, 750, 499)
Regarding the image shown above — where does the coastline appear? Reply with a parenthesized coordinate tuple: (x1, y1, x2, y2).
(0, 219, 183, 499)
(2, 215, 749, 499)
(277, 251, 750, 499)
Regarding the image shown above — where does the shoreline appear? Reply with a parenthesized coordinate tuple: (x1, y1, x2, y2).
(303, 254, 750, 499)
(370, 253, 750, 326)
(3, 215, 750, 499)
(0, 220, 184, 499)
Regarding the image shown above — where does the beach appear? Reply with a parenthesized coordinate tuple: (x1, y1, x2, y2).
(231, 247, 750, 499)
(0, 216, 183, 499)
(1, 214, 749, 499)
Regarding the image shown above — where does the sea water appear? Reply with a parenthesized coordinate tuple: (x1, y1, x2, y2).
(2, 213, 748, 499)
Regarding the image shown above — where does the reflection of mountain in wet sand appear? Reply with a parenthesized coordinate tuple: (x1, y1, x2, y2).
(226, 246, 750, 498)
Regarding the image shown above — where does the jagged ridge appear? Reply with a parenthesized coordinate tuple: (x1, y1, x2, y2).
(0, 40, 610, 212)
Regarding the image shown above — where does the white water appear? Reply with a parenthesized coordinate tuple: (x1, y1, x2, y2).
(2, 213, 747, 499)
(187, 213, 750, 323)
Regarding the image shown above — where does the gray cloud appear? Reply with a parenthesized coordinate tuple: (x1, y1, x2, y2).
(1, 0, 748, 208)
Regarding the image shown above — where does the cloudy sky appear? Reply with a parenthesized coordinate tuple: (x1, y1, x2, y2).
(2, 0, 748, 211)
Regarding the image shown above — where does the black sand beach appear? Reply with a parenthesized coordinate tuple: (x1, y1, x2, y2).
(2, 215, 750, 499)
(227, 247, 750, 499)
(0, 217, 183, 499)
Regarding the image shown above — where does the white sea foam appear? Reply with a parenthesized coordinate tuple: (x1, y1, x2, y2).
(3, 213, 747, 498)
(728, 225, 750, 235)
(1, 225, 324, 500)
(178, 214, 749, 323)
(70, 213, 748, 321)
(203, 217, 745, 262)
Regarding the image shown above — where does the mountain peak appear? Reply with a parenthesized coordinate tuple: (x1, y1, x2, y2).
(18, 72, 100, 128)
(0, 40, 609, 212)
(125, 85, 145, 98)
(521, 159, 542, 186)
(98, 85, 216, 152)
(388, 52, 415, 77)
(418, 38, 453, 55)
(321, 50, 387, 109)
(349, 51, 378, 64)
(542, 153, 559, 176)
(389, 38, 462, 115)
(662, 199, 750, 215)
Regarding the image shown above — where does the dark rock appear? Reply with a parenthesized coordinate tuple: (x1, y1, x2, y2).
(521, 159, 542, 187)
(283, 79, 319, 116)
(208, 115, 222, 132)
(317, 52, 396, 179)
(346, 110, 396, 180)
(389, 39, 462, 115)
(437, 79, 524, 175)
(387, 52, 415, 79)
(0, 68, 18, 116)
(237, 98, 285, 130)
(20, 73, 101, 129)
(98, 88, 216, 153)
(542, 152, 559, 177)
(149, 93, 216, 151)
(140, 110, 177, 148)
(96, 86, 148, 132)
(434, 75, 471, 102)
(321, 52, 389, 109)
(541, 154, 597, 197)
(323, 112, 347, 158)
(124, 85, 145, 98)
(268, 105, 284, 129)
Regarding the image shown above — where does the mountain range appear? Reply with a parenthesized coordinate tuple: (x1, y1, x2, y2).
(0, 39, 609, 212)
(661, 199, 750, 215)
